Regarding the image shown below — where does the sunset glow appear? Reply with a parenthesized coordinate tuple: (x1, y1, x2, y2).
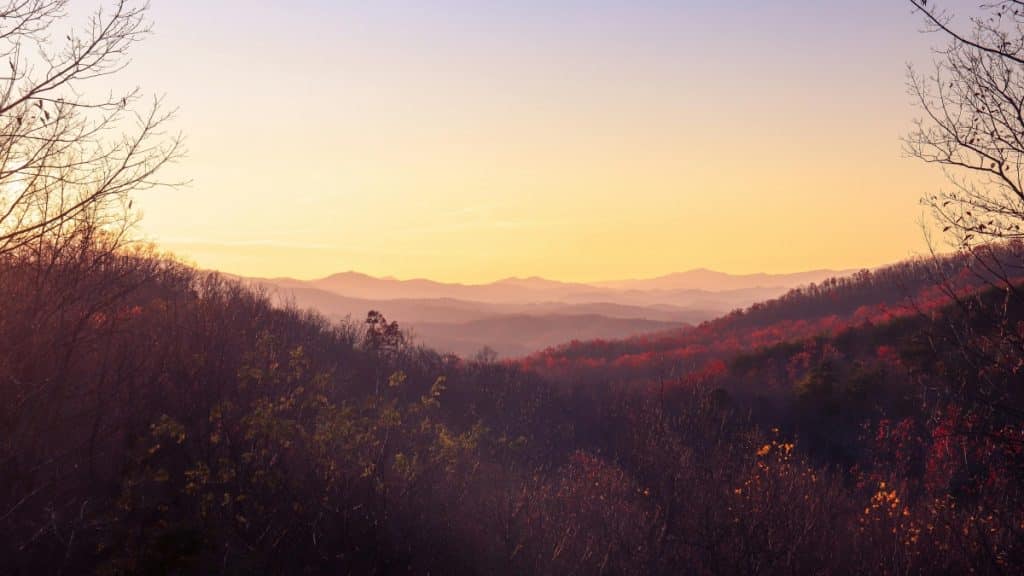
(126, 1, 943, 282)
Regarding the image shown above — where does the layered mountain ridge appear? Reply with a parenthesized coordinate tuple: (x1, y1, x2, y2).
(247, 268, 856, 357)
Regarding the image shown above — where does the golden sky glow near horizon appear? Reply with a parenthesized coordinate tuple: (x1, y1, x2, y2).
(117, 0, 947, 283)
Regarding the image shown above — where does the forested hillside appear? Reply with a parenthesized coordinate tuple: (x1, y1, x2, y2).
(2, 240, 1022, 574)
(523, 250, 1011, 381)
(3, 0, 1024, 573)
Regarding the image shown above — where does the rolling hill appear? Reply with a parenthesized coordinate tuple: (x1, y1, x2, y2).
(246, 267, 854, 357)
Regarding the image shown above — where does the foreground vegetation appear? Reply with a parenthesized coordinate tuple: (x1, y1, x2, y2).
(1, 2, 1023, 571)
(2, 239, 1022, 574)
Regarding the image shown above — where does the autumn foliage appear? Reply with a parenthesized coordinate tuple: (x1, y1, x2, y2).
(1, 242, 1023, 573)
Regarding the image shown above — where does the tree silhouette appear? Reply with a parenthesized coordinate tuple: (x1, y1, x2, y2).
(906, 0, 1024, 249)
(0, 0, 181, 257)
(904, 0, 1024, 421)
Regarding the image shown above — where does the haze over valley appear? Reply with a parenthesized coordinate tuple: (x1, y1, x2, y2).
(251, 268, 853, 356)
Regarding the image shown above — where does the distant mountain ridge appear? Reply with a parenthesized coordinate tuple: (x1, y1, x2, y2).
(258, 268, 854, 303)
(594, 268, 853, 292)
(247, 267, 856, 357)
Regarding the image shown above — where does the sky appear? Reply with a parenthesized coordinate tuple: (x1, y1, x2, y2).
(91, 0, 950, 282)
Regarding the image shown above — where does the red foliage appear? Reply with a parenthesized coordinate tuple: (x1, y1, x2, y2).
(520, 254, 1024, 389)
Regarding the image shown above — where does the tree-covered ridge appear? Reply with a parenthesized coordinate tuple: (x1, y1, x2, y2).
(2, 241, 1022, 573)
(522, 244, 1024, 382)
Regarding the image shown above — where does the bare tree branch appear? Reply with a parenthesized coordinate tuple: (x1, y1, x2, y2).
(0, 0, 182, 257)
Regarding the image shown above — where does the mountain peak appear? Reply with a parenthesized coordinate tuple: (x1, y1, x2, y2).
(322, 270, 375, 281)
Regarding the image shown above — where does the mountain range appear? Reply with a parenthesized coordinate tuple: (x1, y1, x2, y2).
(246, 268, 855, 357)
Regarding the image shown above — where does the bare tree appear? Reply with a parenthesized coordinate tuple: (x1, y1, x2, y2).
(905, 0, 1024, 478)
(905, 1, 1024, 248)
(0, 0, 181, 258)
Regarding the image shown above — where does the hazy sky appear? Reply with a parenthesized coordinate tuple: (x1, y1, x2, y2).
(109, 0, 947, 282)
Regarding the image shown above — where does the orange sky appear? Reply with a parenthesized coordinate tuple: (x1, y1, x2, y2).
(115, 0, 947, 282)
